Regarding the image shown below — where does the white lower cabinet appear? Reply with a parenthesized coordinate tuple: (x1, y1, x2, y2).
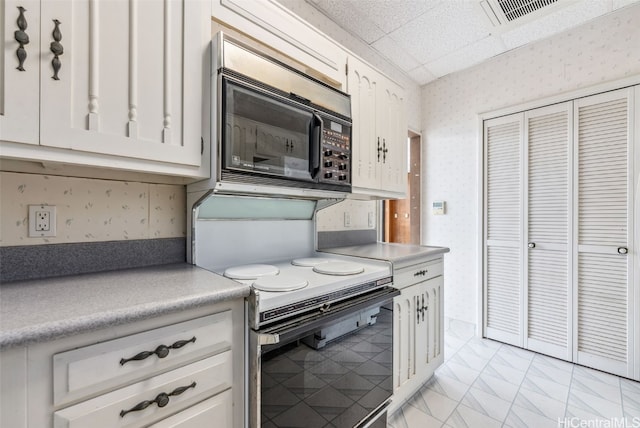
(0, 301, 243, 428)
(391, 257, 444, 412)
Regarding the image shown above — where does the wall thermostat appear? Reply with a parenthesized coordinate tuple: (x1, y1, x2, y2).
(433, 201, 445, 215)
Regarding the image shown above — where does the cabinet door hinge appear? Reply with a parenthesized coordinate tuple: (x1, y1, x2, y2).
(201, 137, 204, 155)
(345, 62, 348, 76)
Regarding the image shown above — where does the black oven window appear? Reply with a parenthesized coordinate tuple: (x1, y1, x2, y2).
(260, 306, 393, 427)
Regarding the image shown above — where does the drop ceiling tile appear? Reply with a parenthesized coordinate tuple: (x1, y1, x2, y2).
(309, 0, 385, 43)
(424, 35, 506, 77)
(354, 0, 442, 34)
(371, 35, 421, 72)
(387, 1, 491, 64)
(406, 65, 437, 86)
(501, 0, 611, 50)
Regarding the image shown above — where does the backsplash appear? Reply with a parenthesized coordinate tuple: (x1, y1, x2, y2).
(0, 172, 186, 246)
(316, 199, 377, 231)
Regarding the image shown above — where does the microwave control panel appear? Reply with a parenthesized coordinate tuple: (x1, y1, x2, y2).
(319, 120, 351, 185)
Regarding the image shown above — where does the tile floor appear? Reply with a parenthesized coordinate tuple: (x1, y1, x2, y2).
(388, 320, 640, 428)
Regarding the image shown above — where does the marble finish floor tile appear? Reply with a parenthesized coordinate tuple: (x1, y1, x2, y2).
(390, 324, 640, 428)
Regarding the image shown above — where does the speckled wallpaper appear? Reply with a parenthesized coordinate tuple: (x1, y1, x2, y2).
(0, 172, 186, 246)
(421, 5, 640, 324)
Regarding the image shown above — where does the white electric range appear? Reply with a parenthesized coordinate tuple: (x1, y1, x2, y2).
(219, 254, 392, 329)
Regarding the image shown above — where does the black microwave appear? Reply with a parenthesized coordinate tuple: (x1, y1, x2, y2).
(212, 33, 353, 198)
(220, 76, 352, 192)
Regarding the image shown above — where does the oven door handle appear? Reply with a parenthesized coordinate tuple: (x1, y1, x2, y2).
(259, 287, 399, 349)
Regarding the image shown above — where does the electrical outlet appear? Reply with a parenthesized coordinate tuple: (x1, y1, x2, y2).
(344, 212, 351, 227)
(28, 205, 57, 237)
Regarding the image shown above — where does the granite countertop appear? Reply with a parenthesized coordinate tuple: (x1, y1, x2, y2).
(321, 242, 450, 268)
(0, 263, 250, 349)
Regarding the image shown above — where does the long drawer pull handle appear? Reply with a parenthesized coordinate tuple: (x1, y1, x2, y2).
(414, 269, 428, 277)
(50, 19, 63, 80)
(120, 336, 196, 365)
(14, 6, 29, 71)
(119, 382, 196, 417)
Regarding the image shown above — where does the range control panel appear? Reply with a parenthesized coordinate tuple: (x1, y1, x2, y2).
(319, 118, 351, 186)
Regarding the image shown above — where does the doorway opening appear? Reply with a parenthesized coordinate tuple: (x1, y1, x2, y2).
(383, 130, 421, 244)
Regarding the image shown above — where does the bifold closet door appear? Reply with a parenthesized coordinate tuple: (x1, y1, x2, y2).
(574, 87, 635, 378)
(483, 114, 524, 347)
(524, 103, 573, 361)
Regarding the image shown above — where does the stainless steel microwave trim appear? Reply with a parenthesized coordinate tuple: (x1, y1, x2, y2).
(217, 33, 350, 118)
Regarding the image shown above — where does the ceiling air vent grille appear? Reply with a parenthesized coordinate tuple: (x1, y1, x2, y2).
(480, 0, 565, 29)
(498, 0, 558, 22)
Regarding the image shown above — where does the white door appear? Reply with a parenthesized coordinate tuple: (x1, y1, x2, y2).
(524, 102, 573, 360)
(39, 0, 206, 166)
(574, 87, 635, 378)
(483, 113, 524, 347)
(0, 0, 40, 145)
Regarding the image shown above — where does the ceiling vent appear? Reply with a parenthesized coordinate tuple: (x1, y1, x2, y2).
(481, 0, 567, 30)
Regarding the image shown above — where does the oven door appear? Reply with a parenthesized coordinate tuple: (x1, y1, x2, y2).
(221, 76, 322, 183)
(249, 287, 399, 428)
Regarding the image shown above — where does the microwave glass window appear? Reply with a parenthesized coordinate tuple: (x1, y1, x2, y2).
(223, 80, 314, 181)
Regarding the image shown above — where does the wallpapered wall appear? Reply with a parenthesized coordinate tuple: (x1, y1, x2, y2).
(0, 172, 185, 246)
(421, 5, 640, 324)
(316, 199, 376, 232)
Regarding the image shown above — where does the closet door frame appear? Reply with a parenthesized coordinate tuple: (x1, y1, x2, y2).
(478, 75, 640, 338)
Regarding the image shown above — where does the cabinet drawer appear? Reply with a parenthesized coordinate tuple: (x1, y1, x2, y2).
(393, 259, 443, 289)
(53, 312, 232, 406)
(149, 389, 232, 428)
(53, 352, 232, 428)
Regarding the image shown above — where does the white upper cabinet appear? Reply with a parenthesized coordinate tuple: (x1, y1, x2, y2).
(212, 0, 345, 89)
(1, 0, 40, 145)
(347, 55, 407, 199)
(1, 0, 210, 179)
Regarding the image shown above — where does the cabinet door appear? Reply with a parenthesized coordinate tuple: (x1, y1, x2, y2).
(149, 390, 232, 428)
(524, 102, 572, 361)
(574, 87, 635, 378)
(377, 79, 407, 195)
(39, 0, 207, 166)
(0, 0, 40, 145)
(483, 113, 524, 347)
(347, 55, 379, 190)
(393, 291, 414, 392)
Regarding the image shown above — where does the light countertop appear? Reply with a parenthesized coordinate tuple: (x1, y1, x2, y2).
(320, 243, 449, 269)
(0, 263, 249, 349)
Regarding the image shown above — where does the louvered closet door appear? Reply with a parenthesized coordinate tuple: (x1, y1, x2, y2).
(484, 114, 524, 346)
(524, 103, 573, 360)
(574, 88, 635, 378)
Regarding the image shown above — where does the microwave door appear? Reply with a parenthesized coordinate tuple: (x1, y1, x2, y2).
(222, 78, 314, 182)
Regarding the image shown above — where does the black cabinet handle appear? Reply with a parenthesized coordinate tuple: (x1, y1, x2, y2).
(120, 336, 196, 365)
(382, 139, 388, 163)
(413, 269, 428, 277)
(14, 6, 29, 71)
(119, 382, 196, 417)
(50, 19, 64, 80)
(377, 137, 382, 162)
